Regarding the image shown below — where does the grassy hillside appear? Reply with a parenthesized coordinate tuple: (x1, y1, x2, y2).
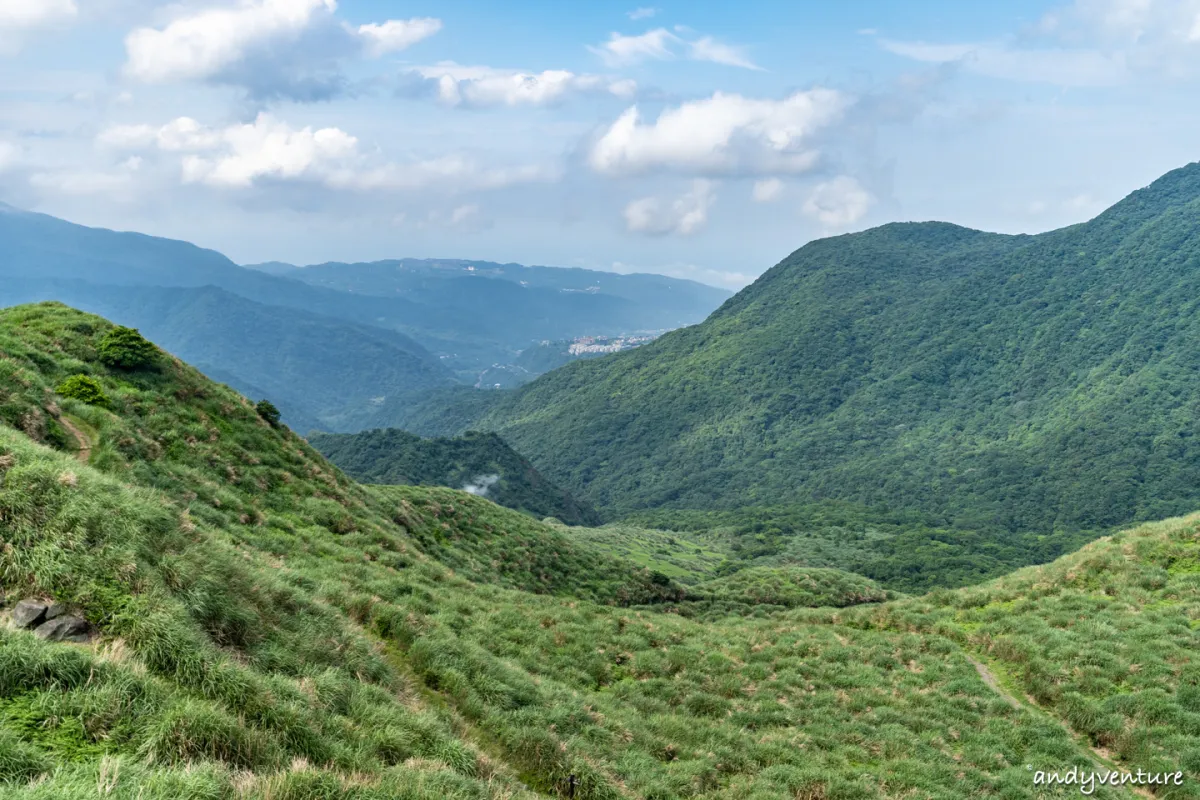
(1, 302, 1194, 799)
(568, 524, 729, 584)
(310, 428, 601, 526)
(473, 163, 1200, 541)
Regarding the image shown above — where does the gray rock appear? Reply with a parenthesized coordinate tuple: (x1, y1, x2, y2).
(33, 616, 89, 642)
(44, 603, 67, 621)
(12, 600, 48, 629)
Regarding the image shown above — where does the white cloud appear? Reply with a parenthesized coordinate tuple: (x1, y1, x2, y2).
(123, 0, 441, 98)
(0, 0, 77, 52)
(97, 114, 555, 193)
(752, 177, 783, 202)
(687, 37, 763, 70)
(627, 7, 658, 20)
(590, 27, 760, 69)
(879, 0, 1200, 85)
(124, 0, 337, 83)
(98, 117, 226, 151)
(179, 117, 357, 187)
(408, 62, 636, 107)
(358, 17, 441, 57)
(0, 0, 77, 29)
(590, 28, 677, 66)
(590, 89, 848, 177)
(624, 179, 714, 236)
(802, 176, 874, 228)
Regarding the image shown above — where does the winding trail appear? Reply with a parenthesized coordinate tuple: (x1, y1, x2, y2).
(58, 415, 92, 464)
(967, 656, 1022, 710)
(966, 655, 1154, 799)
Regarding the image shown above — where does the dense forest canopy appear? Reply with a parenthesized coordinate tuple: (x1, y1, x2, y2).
(469, 163, 1200, 537)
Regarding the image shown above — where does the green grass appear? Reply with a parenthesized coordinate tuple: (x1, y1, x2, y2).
(0, 302, 1192, 798)
(568, 524, 729, 584)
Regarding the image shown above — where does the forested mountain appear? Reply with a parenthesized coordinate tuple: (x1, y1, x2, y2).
(0, 302, 1193, 799)
(0, 204, 731, 423)
(470, 162, 1200, 535)
(309, 428, 600, 526)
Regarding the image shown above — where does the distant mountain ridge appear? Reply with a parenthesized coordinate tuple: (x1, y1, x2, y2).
(0, 204, 732, 429)
(246, 257, 732, 355)
(465, 161, 1200, 534)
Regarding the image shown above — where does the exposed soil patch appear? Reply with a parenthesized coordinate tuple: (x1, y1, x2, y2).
(58, 415, 92, 464)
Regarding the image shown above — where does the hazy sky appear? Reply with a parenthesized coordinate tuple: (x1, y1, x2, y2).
(2, 0, 1199, 288)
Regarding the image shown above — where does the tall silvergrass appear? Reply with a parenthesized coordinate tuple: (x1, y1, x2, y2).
(0, 303, 1189, 798)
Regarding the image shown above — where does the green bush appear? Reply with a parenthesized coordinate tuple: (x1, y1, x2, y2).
(256, 400, 282, 427)
(97, 326, 158, 370)
(56, 374, 109, 407)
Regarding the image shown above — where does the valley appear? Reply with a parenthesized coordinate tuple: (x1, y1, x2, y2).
(4, 3, 1197, 797)
(0, 303, 1195, 798)
(5, 166, 1200, 798)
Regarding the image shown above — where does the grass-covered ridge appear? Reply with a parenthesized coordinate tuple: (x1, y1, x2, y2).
(0, 302, 1194, 798)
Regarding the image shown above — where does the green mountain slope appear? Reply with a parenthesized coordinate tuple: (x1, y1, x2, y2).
(0, 280, 455, 431)
(0, 302, 1192, 798)
(309, 428, 601, 526)
(474, 163, 1200, 537)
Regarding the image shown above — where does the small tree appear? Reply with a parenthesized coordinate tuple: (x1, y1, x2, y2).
(255, 399, 282, 427)
(56, 374, 110, 407)
(98, 326, 158, 370)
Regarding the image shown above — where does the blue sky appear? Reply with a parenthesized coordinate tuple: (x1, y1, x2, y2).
(2, 0, 1199, 288)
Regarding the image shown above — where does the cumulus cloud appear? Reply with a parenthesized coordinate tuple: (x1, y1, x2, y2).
(589, 27, 761, 69)
(123, 0, 441, 100)
(403, 62, 636, 107)
(802, 176, 874, 228)
(98, 113, 555, 193)
(624, 179, 714, 236)
(627, 7, 658, 20)
(752, 177, 783, 202)
(590, 89, 848, 177)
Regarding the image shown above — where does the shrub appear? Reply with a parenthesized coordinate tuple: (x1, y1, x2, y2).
(56, 374, 109, 407)
(255, 400, 282, 427)
(98, 326, 158, 370)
